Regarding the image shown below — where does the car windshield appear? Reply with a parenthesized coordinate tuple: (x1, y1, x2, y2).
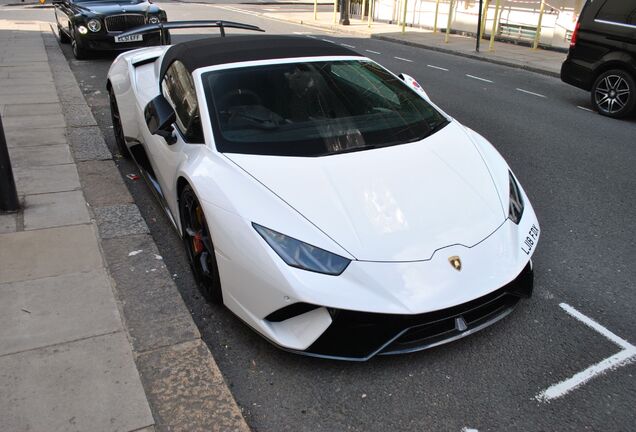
(202, 59, 448, 157)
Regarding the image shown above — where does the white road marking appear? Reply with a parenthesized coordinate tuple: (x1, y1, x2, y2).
(394, 56, 413, 62)
(577, 105, 595, 112)
(516, 88, 546, 98)
(214, 5, 260, 16)
(536, 303, 636, 402)
(341, 43, 356, 48)
(365, 49, 381, 54)
(461, 428, 479, 432)
(322, 38, 336, 43)
(305, 35, 317, 39)
(427, 64, 449, 71)
(466, 74, 493, 83)
(128, 250, 143, 256)
(293, 31, 311, 35)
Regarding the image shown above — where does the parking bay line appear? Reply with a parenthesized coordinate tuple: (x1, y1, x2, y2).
(366, 49, 381, 54)
(466, 74, 493, 83)
(427, 64, 449, 71)
(394, 56, 413, 62)
(516, 88, 546, 98)
(536, 303, 636, 402)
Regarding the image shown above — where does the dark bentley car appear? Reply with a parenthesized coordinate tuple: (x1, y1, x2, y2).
(53, 0, 169, 59)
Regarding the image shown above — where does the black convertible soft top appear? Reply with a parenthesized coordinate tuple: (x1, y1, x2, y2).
(159, 35, 359, 79)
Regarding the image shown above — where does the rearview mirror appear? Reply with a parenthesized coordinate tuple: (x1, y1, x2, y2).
(399, 73, 430, 100)
(144, 95, 176, 144)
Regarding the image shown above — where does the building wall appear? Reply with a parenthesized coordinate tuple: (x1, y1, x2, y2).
(371, 0, 586, 49)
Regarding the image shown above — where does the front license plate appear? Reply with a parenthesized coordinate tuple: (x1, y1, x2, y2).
(521, 224, 539, 256)
(114, 34, 142, 43)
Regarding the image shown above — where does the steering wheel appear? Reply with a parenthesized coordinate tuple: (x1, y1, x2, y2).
(218, 88, 262, 109)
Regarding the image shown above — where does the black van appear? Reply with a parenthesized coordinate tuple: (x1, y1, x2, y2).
(561, 0, 636, 118)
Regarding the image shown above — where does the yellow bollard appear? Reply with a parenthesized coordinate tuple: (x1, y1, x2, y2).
(368, 0, 374, 27)
(532, 0, 546, 49)
(488, 0, 501, 51)
(401, 0, 409, 32)
(361, 0, 367, 21)
(480, 0, 490, 41)
(334, 0, 338, 24)
(433, 0, 441, 33)
(314, 0, 318, 20)
(444, 0, 454, 43)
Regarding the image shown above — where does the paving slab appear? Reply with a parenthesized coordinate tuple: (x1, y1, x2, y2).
(13, 163, 80, 195)
(77, 159, 133, 207)
(0, 84, 57, 96)
(101, 234, 200, 353)
(0, 224, 103, 284)
(0, 213, 17, 234)
(0, 269, 122, 356)
(4, 126, 66, 147)
(67, 125, 112, 161)
(136, 339, 250, 432)
(2, 102, 61, 117)
(23, 190, 90, 230)
(0, 332, 154, 432)
(0, 92, 58, 104)
(2, 113, 66, 130)
(8, 143, 73, 167)
(94, 204, 149, 239)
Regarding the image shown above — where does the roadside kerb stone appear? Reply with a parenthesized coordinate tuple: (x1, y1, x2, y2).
(41, 26, 252, 431)
(77, 159, 134, 207)
(67, 125, 112, 161)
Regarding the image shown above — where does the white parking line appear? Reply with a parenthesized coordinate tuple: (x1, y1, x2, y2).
(341, 43, 356, 48)
(466, 74, 493, 83)
(394, 56, 413, 62)
(427, 64, 449, 71)
(365, 49, 381, 54)
(577, 106, 595, 112)
(536, 303, 636, 402)
(516, 88, 546, 98)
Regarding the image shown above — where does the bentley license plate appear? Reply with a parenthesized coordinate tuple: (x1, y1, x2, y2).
(115, 34, 142, 43)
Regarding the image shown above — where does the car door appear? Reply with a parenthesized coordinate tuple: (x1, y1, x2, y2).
(144, 60, 206, 222)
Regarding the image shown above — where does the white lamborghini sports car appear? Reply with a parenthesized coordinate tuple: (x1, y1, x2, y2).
(107, 21, 540, 360)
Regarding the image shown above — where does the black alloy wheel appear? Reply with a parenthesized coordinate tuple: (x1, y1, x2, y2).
(58, 25, 70, 44)
(591, 69, 636, 119)
(108, 88, 131, 159)
(179, 185, 223, 304)
(71, 28, 88, 60)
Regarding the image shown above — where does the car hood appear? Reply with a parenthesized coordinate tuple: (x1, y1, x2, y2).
(226, 121, 506, 262)
(77, 0, 152, 14)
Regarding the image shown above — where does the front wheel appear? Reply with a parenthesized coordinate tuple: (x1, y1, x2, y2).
(591, 69, 636, 119)
(179, 185, 223, 304)
(108, 88, 131, 159)
(71, 29, 88, 60)
(58, 25, 70, 44)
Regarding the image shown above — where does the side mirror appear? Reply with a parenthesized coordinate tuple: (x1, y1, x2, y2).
(399, 73, 430, 100)
(144, 95, 177, 144)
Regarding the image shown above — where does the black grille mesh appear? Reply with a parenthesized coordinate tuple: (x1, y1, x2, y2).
(105, 14, 146, 32)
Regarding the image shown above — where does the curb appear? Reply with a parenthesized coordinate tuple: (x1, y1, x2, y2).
(41, 24, 251, 432)
(372, 34, 561, 78)
(260, 13, 561, 78)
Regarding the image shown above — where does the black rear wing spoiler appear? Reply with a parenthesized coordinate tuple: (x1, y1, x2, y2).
(118, 20, 265, 45)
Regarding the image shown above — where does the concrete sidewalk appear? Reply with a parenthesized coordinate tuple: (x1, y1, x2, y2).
(263, 10, 566, 77)
(0, 19, 249, 432)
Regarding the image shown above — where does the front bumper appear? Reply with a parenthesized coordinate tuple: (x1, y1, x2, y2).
(285, 262, 533, 360)
(76, 31, 162, 52)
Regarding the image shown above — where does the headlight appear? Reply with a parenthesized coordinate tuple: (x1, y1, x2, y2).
(508, 171, 524, 224)
(77, 25, 88, 35)
(253, 223, 350, 275)
(87, 18, 101, 32)
(148, 15, 161, 24)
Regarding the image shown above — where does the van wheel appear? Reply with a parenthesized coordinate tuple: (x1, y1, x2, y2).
(591, 69, 636, 118)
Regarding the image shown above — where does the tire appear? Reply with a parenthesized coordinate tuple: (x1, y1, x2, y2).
(71, 29, 88, 60)
(179, 185, 223, 304)
(108, 88, 131, 159)
(591, 69, 636, 119)
(58, 25, 70, 44)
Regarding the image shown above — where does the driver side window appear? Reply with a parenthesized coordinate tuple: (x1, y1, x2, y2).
(161, 60, 204, 143)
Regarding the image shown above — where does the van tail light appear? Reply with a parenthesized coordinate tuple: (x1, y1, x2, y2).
(570, 21, 580, 48)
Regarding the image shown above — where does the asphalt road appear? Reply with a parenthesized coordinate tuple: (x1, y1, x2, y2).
(6, 1, 635, 430)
